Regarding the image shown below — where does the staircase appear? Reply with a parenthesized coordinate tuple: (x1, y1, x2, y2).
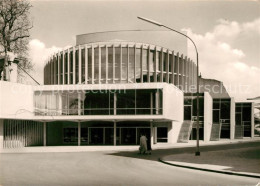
(178, 121, 193, 143)
(210, 123, 222, 141)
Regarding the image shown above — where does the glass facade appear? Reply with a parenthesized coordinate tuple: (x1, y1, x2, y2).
(213, 99, 231, 138)
(34, 89, 163, 116)
(235, 103, 252, 137)
(44, 42, 197, 92)
(184, 93, 204, 140)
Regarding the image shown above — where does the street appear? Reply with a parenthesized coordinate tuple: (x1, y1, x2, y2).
(0, 150, 259, 186)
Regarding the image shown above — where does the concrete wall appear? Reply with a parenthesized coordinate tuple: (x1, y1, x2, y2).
(168, 121, 183, 143)
(0, 81, 34, 119)
(163, 84, 184, 121)
(204, 92, 213, 142)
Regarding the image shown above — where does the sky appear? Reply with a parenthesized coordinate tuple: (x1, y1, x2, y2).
(27, 0, 260, 101)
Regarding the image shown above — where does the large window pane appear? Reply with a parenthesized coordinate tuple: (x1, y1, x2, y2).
(117, 90, 135, 115)
(84, 91, 110, 115)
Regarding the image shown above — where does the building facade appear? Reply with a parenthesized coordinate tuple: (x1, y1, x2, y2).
(0, 31, 255, 149)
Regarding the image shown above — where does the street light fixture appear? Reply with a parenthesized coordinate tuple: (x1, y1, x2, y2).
(137, 16, 200, 156)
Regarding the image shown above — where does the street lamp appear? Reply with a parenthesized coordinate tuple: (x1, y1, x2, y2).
(137, 16, 200, 156)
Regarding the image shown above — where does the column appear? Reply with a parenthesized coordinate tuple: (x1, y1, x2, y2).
(176, 52, 179, 88)
(73, 47, 76, 84)
(114, 93, 117, 115)
(230, 97, 235, 140)
(204, 92, 213, 142)
(147, 45, 150, 83)
(79, 46, 82, 84)
(140, 45, 143, 83)
(78, 122, 81, 146)
(0, 119, 4, 150)
(171, 51, 175, 84)
(153, 47, 157, 83)
(78, 93, 81, 116)
(134, 45, 136, 83)
(154, 127, 157, 144)
(43, 122, 46, 146)
(67, 49, 70, 84)
(166, 50, 170, 83)
(251, 102, 255, 138)
(62, 51, 65, 85)
(85, 45, 88, 84)
(160, 48, 164, 82)
(113, 121, 116, 146)
(103, 128, 105, 145)
(150, 121, 154, 147)
(155, 90, 159, 115)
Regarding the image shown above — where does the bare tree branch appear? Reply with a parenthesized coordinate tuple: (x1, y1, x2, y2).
(0, 0, 33, 81)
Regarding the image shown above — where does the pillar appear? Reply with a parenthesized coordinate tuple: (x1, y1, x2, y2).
(230, 97, 235, 140)
(154, 127, 157, 144)
(0, 119, 4, 150)
(78, 122, 81, 146)
(43, 122, 46, 146)
(150, 121, 154, 147)
(113, 122, 116, 146)
(251, 102, 255, 138)
(204, 92, 213, 142)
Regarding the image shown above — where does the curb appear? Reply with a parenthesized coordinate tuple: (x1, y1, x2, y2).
(158, 158, 260, 179)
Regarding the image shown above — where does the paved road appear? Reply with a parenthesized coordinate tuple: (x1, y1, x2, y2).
(0, 151, 259, 186)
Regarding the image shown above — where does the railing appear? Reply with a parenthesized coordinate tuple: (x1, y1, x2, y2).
(34, 108, 163, 116)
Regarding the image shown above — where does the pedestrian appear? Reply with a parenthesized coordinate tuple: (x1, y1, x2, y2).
(139, 133, 147, 154)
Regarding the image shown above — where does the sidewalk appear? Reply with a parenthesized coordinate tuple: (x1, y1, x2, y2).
(159, 139, 260, 178)
(1, 137, 259, 153)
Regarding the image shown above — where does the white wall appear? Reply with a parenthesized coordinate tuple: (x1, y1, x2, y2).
(204, 92, 212, 142)
(168, 121, 183, 143)
(0, 81, 34, 119)
(163, 84, 184, 121)
(230, 97, 235, 139)
(163, 84, 184, 143)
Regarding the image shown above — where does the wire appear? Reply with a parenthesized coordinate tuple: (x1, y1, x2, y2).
(17, 63, 41, 85)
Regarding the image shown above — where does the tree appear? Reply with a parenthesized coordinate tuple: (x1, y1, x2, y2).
(0, 0, 33, 81)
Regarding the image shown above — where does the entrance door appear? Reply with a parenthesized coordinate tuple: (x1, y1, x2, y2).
(104, 128, 114, 145)
(89, 128, 103, 145)
(121, 128, 136, 145)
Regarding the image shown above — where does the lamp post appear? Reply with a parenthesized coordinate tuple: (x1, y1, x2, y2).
(137, 16, 200, 156)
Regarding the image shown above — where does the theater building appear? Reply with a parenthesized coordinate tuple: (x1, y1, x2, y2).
(0, 31, 255, 149)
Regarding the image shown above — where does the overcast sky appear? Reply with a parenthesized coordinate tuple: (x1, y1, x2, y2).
(28, 0, 260, 101)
